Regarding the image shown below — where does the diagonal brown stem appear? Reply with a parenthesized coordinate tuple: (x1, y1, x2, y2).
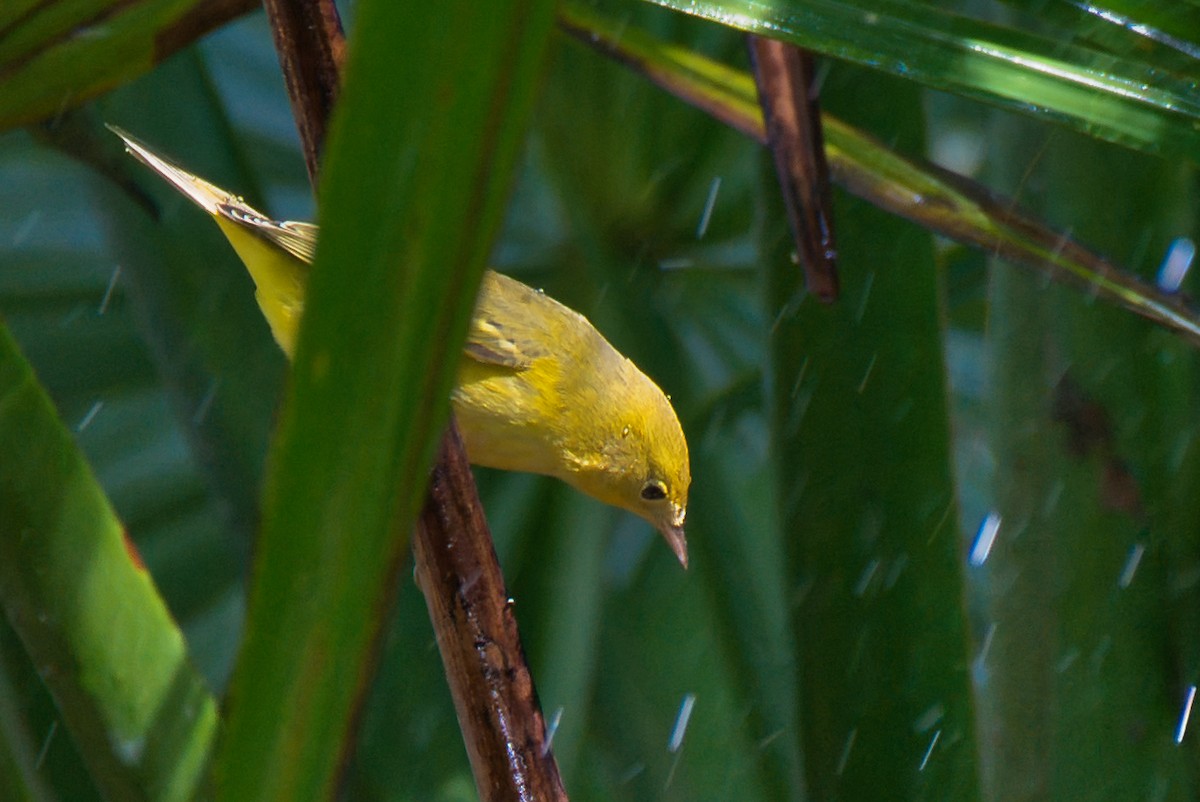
(415, 428, 568, 801)
(748, 36, 839, 303)
(260, 0, 345, 182)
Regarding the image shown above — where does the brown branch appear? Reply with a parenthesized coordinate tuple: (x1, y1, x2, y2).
(748, 36, 839, 302)
(259, 0, 566, 798)
(261, 0, 345, 182)
(415, 427, 568, 801)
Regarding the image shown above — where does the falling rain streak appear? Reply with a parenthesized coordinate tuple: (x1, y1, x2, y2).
(34, 720, 57, 770)
(193, 379, 220, 426)
(1176, 685, 1196, 744)
(1157, 237, 1194, 293)
(969, 511, 1002, 566)
(836, 728, 857, 775)
(696, 176, 721, 239)
(75, 401, 103, 432)
(919, 729, 941, 772)
(1118, 542, 1145, 589)
(974, 623, 996, 676)
(98, 265, 121, 314)
(658, 257, 694, 271)
(855, 272, 875, 323)
(668, 693, 696, 753)
(542, 707, 563, 756)
(664, 693, 695, 791)
(854, 558, 880, 597)
(857, 353, 878, 393)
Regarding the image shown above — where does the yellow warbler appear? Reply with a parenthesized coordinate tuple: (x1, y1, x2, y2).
(111, 127, 691, 566)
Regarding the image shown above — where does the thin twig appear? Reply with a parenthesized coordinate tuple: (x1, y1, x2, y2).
(261, 0, 345, 182)
(748, 36, 839, 302)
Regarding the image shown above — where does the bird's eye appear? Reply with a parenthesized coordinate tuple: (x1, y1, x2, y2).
(640, 482, 667, 501)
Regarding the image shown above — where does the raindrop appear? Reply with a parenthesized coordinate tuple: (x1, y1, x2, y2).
(855, 272, 876, 322)
(856, 353, 878, 393)
(968, 511, 1002, 566)
(76, 401, 104, 433)
(1042, 479, 1065, 517)
(1118, 542, 1146, 589)
(696, 176, 721, 239)
(757, 729, 785, 750)
(1157, 237, 1194, 293)
(98, 265, 122, 315)
(59, 304, 86, 327)
(891, 397, 914, 422)
(790, 357, 810, 400)
(668, 693, 696, 753)
(918, 729, 941, 772)
(853, 559, 880, 597)
(1056, 648, 1080, 674)
(542, 707, 563, 756)
(812, 59, 833, 94)
(458, 567, 484, 594)
(617, 763, 645, 785)
(884, 552, 909, 589)
(34, 720, 57, 770)
(1176, 685, 1196, 744)
(835, 728, 857, 775)
(658, 257, 694, 271)
(913, 703, 944, 733)
(193, 379, 220, 426)
(973, 623, 997, 680)
(112, 735, 145, 765)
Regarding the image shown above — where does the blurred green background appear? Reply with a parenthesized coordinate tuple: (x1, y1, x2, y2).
(2, 0, 1200, 799)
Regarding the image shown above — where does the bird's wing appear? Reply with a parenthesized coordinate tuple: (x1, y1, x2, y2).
(217, 205, 318, 264)
(112, 125, 319, 266)
(111, 125, 237, 215)
(465, 316, 540, 369)
(463, 273, 559, 370)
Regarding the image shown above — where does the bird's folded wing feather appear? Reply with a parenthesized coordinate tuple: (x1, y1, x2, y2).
(218, 204, 319, 265)
(464, 274, 560, 370)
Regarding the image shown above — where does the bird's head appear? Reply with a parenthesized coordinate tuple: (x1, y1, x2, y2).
(565, 375, 691, 568)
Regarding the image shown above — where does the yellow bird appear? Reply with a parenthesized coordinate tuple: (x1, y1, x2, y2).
(110, 126, 691, 567)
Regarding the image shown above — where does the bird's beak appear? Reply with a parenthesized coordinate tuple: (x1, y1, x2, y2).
(658, 523, 689, 570)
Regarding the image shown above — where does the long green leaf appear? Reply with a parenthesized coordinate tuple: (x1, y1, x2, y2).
(0, 0, 255, 131)
(998, 0, 1200, 78)
(560, 1, 1200, 348)
(638, 0, 1200, 162)
(769, 65, 980, 799)
(978, 107, 1199, 802)
(0, 320, 218, 801)
(213, 0, 556, 799)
